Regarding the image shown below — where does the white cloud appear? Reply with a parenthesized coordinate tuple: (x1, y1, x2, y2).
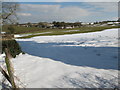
(88, 2, 118, 12)
(17, 3, 118, 23)
(112, 17, 118, 20)
(17, 13, 32, 16)
(19, 4, 91, 22)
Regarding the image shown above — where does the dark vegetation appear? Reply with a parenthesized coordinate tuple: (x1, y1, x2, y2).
(2, 40, 24, 58)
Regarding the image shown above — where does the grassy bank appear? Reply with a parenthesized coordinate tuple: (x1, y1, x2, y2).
(2, 25, 119, 39)
(18, 26, 119, 39)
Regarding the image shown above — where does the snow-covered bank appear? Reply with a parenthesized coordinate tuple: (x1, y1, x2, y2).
(13, 54, 118, 88)
(17, 28, 118, 47)
(0, 28, 119, 88)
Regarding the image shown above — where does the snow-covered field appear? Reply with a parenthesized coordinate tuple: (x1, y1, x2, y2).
(0, 28, 119, 88)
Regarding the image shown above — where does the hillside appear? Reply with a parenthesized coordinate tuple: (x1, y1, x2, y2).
(0, 28, 118, 88)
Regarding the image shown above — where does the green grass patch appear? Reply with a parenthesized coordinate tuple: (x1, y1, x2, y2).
(17, 26, 119, 39)
(2, 25, 120, 39)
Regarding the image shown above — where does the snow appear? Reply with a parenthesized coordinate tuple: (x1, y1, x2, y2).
(12, 54, 118, 88)
(63, 30, 80, 32)
(0, 28, 119, 88)
(17, 28, 118, 47)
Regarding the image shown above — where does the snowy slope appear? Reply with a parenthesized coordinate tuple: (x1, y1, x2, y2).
(13, 54, 118, 88)
(0, 28, 119, 88)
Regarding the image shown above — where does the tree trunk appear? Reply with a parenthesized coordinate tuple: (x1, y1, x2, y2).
(4, 48, 17, 89)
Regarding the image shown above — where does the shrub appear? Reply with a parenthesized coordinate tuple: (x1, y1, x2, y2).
(2, 40, 24, 58)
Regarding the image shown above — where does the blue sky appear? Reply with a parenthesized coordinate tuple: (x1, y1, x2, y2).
(14, 2, 118, 23)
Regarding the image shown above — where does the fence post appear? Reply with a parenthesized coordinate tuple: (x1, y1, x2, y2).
(0, 66, 11, 84)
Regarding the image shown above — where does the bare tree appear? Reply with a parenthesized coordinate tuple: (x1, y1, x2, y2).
(1, 2, 20, 89)
(2, 2, 19, 25)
